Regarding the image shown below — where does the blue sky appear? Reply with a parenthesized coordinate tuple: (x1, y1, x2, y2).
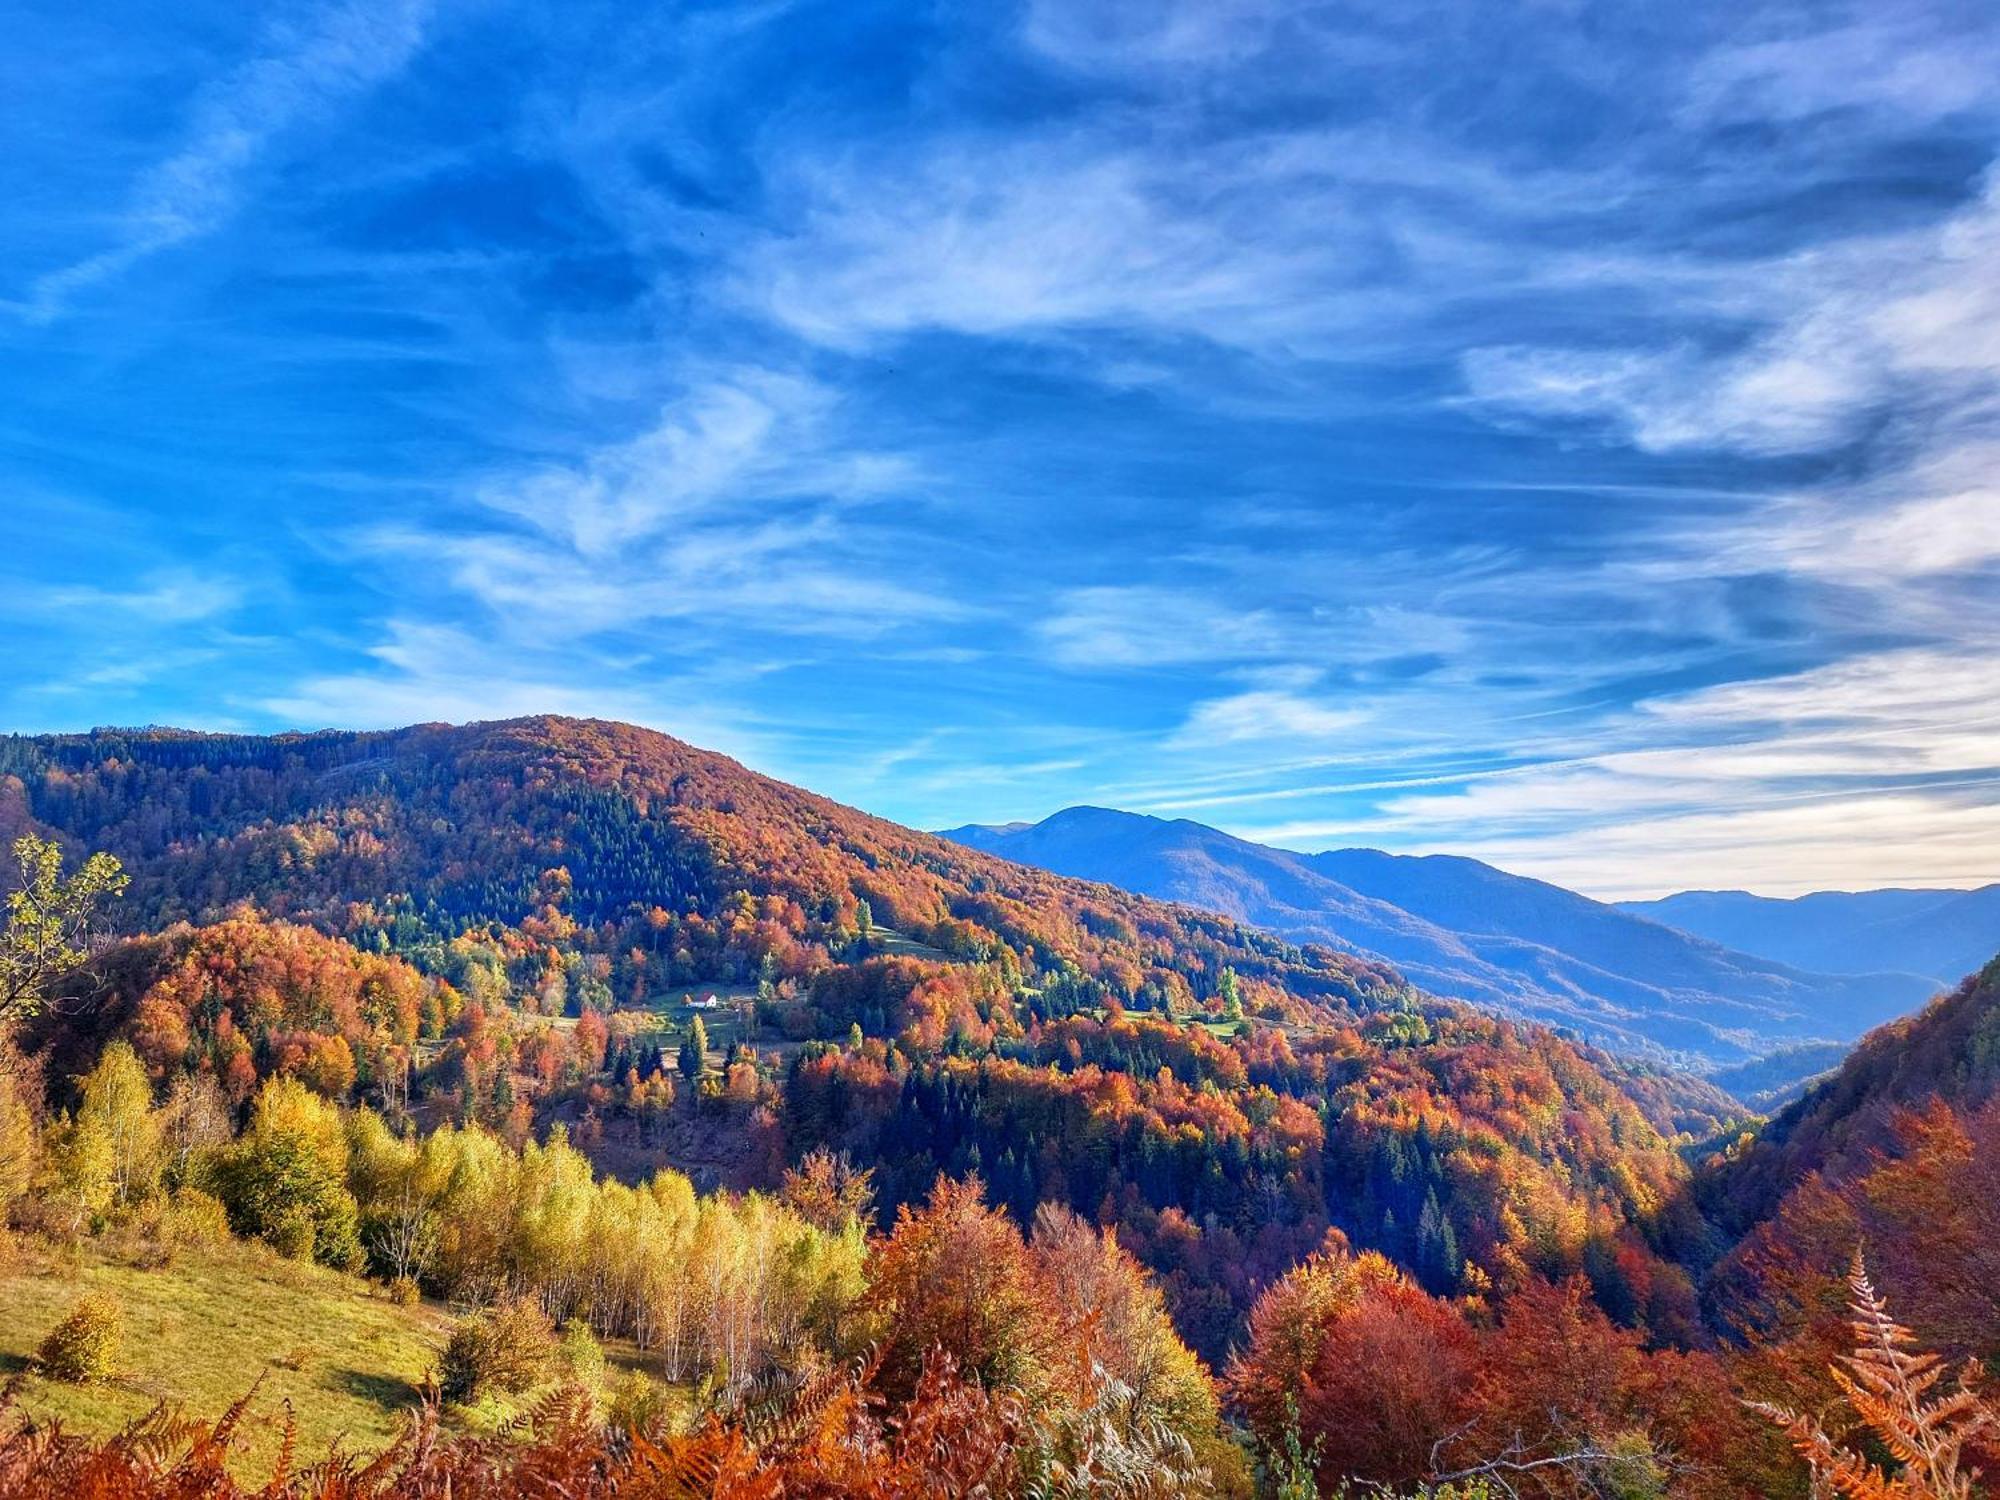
(5, 0, 1999, 898)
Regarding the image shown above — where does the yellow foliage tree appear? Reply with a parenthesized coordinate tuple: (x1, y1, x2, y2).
(76, 1040, 161, 1207)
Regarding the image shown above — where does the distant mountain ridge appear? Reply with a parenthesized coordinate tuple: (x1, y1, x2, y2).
(1617, 886, 2000, 989)
(940, 806, 1935, 1069)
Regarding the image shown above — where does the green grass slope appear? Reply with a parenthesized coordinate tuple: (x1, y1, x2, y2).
(0, 1237, 450, 1474)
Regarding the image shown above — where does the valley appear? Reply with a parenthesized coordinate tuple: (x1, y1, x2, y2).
(0, 716, 1992, 1497)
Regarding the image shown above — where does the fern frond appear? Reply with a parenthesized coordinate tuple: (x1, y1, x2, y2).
(1751, 1252, 2000, 1500)
(1747, 1399, 1919, 1500)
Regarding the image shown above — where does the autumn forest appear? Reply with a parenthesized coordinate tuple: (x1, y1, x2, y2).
(0, 718, 1988, 1497)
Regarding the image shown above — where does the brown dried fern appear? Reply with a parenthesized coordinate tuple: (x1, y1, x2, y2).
(1750, 1251, 1999, 1500)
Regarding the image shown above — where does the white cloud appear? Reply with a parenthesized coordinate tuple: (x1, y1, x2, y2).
(1037, 581, 1485, 675)
(741, 146, 1298, 351)
(1021, 0, 1297, 74)
(476, 369, 917, 558)
(1685, 15, 2000, 127)
(730, 119, 1622, 362)
(380, 522, 963, 641)
(1644, 647, 2000, 742)
(1704, 481, 2000, 585)
(1175, 687, 1369, 746)
(1452, 786, 2000, 901)
(30, 569, 243, 623)
(18, 0, 440, 321)
(1232, 643, 2000, 896)
(1460, 335, 1871, 456)
(1036, 586, 1293, 668)
(1462, 169, 2000, 457)
(1244, 773, 2000, 900)
(363, 365, 960, 641)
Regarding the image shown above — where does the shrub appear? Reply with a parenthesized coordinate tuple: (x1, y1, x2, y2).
(438, 1296, 554, 1404)
(37, 1290, 123, 1382)
(604, 1368, 673, 1435)
(555, 1318, 605, 1384)
(213, 1078, 363, 1270)
(164, 1185, 231, 1251)
(126, 1183, 232, 1267)
(269, 1208, 319, 1262)
(388, 1274, 421, 1307)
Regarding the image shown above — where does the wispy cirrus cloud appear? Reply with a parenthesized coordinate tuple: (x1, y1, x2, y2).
(473, 368, 918, 558)
(1461, 157, 2000, 460)
(399, 366, 958, 642)
(731, 117, 1633, 365)
(1174, 684, 1369, 747)
(1019, 0, 1304, 75)
(13, 0, 443, 322)
(1036, 587, 1296, 669)
(1683, 10, 2000, 127)
(18, 569, 244, 624)
(1704, 479, 2000, 586)
(1232, 646, 2000, 896)
(1416, 788, 2000, 902)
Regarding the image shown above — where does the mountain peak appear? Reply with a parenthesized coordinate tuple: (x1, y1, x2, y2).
(941, 804, 1937, 1073)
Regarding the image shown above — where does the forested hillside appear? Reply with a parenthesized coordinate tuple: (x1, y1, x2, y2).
(0, 720, 1404, 1022)
(1699, 955, 2000, 1238)
(1, 720, 1723, 1355)
(1688, 958, 2000, 1474)
(1, 717, 1992, 1497)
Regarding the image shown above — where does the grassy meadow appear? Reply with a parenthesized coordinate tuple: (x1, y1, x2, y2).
(0, 1234, 666, 1477)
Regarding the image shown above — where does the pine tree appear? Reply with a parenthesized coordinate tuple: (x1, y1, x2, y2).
(1217, 967, 1243, 1021)
(679, 1016, 709, 1082)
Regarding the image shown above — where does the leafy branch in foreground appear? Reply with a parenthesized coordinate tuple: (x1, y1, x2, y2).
(1749, 1251, 2000, 1500)
(1, 833, 126, 1028)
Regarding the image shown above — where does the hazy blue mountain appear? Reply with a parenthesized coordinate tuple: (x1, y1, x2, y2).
(1702, 1042, 1852, 1112)
(941, 807, 1935, 1070)
(1617, 886, 2000, 988)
